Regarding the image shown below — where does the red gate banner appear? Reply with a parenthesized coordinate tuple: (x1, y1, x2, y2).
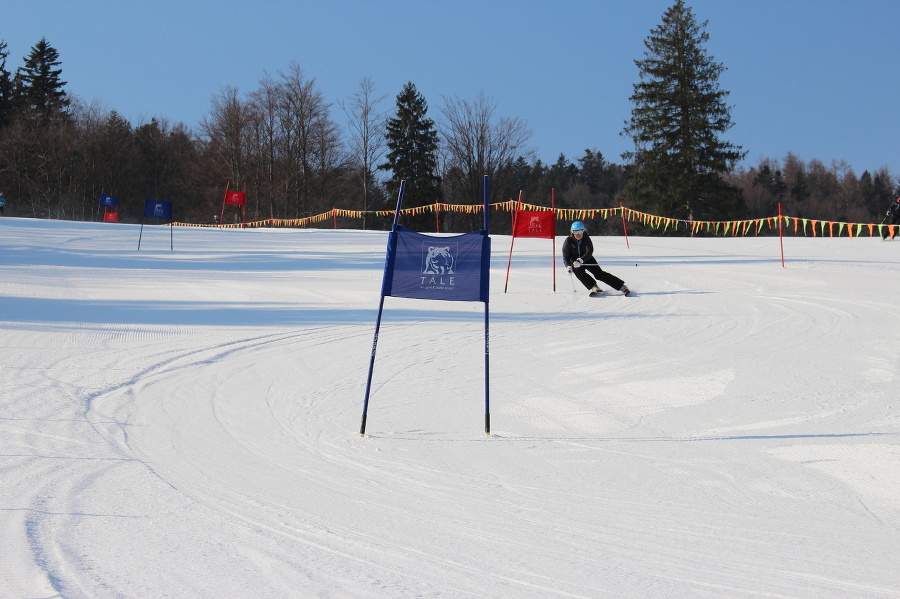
(224, 190, 246, 205)
(513, 210, 555, 238)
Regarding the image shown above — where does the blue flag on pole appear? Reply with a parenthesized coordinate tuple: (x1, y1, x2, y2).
(360, 177, 492, 436)
(98, 193, 117, 207)
(144, 199, 172, 220)
(381, 225, 490, 302)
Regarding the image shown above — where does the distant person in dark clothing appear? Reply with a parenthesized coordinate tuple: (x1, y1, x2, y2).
(883, 198, 900, 240)
(0, 191, 5, 215)
(562, 221, 631, 296)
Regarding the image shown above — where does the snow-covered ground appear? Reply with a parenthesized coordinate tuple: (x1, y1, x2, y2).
(2, 217, 899, 598)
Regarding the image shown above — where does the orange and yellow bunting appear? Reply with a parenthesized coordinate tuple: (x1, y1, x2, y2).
(169, 204, 891, 238)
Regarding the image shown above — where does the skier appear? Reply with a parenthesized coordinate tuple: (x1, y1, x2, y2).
(562, 221, 630, 296)
(883, 197, 900, 240)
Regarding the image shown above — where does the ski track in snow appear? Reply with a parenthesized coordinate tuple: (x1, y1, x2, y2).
(1, 219, 899, 598)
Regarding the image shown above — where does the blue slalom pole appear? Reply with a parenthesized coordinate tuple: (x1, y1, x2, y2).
(483, 175, 491, 435)
(360, 181, 406, 436)
(359, 294, 385, 436)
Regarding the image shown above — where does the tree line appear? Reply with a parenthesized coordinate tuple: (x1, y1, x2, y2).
(1, 2, 897, 236)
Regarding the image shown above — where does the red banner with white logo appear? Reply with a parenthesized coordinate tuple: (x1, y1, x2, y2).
(224, 190, 246, 205)
(513, 210, 555, 238)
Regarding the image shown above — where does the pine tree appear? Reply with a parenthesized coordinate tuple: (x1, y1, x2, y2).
(0, 39, 13, 127)
(621, 0, 745, 222)
(379, 82, 441, 229)
(14, 37, 69, 122)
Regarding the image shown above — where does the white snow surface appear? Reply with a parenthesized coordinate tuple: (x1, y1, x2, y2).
(2, 217, 899, 599)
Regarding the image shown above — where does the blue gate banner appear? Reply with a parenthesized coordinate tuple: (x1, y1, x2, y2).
(144, 200, 172, 220)
(381, 225, 490, 302)
(99, 193, 118, 207)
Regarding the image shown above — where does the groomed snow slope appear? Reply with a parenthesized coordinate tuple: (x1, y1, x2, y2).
(1, 217, 899, 598)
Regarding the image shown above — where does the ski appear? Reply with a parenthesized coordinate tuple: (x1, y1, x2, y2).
(589, 288, 633, 298)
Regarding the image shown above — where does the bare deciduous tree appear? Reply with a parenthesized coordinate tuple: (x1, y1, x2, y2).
(0, 117, 76, 218)
(439, 91, 532, 206)
(276, 62, 339, 218)
(340, 77, 387, 228)
(247, 72, 285, 219)
(201, 85, 254, 190)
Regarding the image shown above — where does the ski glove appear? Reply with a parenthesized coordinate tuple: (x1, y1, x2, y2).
(573, 258, 583, 268)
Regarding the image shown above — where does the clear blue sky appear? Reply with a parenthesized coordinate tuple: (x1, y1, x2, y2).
(4, 0, 898, 176)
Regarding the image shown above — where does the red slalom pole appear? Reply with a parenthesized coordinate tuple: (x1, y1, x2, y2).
(503, 192, 523, 293)
(778, 203, 785, 268)
(219, 182, 229, 227)
(551, 188, 557, 292)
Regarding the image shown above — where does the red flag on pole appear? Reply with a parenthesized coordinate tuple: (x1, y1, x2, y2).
(103, 211, 119, 223)
(504, 191, 558, 293)
(220, 182, 247, 227)
(512, 210, 555, 239)
(224, 190, 246, 205)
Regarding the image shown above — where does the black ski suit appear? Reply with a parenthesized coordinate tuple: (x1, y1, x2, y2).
(884, 199, 900, 239)
(562, 232, 625, 292)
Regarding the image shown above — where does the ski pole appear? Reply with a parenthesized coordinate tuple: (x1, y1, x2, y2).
(567, 269, 577, 292)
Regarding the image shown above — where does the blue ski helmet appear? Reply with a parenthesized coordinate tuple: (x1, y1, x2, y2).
(570, 221, 586, 233)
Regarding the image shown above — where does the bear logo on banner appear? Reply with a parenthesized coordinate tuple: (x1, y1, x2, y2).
(526, 215, 546, 236)
(423, 245, 455, 274)
(144, 200, 173, 220)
